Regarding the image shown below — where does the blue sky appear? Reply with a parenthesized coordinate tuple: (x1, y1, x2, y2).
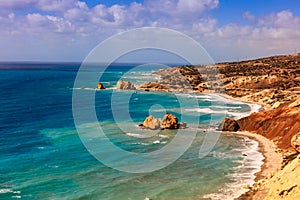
(0, 0, 299, 62)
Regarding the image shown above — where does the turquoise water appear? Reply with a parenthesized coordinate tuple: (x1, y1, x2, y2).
(0, 64, 263, 199)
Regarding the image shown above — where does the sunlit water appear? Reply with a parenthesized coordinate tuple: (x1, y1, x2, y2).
(0, 64, 263, 199)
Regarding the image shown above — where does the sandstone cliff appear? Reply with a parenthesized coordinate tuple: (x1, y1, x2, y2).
(238, 98, 300, 150)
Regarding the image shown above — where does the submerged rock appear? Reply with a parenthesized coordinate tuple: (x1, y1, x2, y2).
(116, 80, 136, 90)
(179, 122, 187, 129)
(220, 118, 240, 132)
(97, 82, 106, 89)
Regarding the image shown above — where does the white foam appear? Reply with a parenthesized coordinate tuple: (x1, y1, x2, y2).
(132, 142, 151, 146)
(209, 151, 239, 160)
(184, 107, 245, 118)
(204, 137, 264, 200)
(0, 189, 12, 194)
(126, 132, 149, 138)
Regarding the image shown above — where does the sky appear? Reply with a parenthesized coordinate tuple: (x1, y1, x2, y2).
(0, 0, 300, 63)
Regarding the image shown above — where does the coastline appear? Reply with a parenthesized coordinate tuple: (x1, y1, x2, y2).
(138, 62, 298, 200)
(218, 94, 283, 200)
(215, 92, 271, 112)
(233, 131, 283, 200)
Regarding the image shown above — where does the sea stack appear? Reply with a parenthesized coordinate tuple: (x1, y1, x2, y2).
(141, 113, 185, 130)
(97, 82, 106, 89)
(116, 80, 136, 90)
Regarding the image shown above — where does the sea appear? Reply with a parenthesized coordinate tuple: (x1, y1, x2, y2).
(0, 63, 264, 200)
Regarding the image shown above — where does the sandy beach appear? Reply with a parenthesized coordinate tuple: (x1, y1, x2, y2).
(219, 93, 283, 199)
(232, 131, 283, 199)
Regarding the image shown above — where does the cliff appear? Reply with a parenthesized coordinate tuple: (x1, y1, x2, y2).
(238, 98, 300, 150)
(139, 53, 300, 200)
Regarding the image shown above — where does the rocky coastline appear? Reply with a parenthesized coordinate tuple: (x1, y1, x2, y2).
(135, 53, 300, 200)
(96, 53, 300, 199)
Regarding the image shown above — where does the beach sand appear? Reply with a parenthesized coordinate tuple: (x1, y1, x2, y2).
(219, 95, 283, 200)
(232, 131, 283, 200)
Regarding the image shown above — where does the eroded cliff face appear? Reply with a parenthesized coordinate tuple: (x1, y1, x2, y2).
(238, 98, 300, 150)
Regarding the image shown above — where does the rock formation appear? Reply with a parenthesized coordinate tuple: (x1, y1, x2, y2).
(141, 113, 184, 130)
(161, 113, 179, 129)
(139, 54, 300, 108)
(219, 118, 240, 132)
(291, 133, 300, 153)
(116, 80, 136, 90)
(138, 82, 170, 91)
(217, 54, 300, 107)
(97, 82, 106, 89)
(143, 115, 161, 130)
(261, 154, 300, 200)
(237, 98, 300, 150)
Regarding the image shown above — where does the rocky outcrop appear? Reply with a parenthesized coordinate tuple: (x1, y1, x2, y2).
(138, 54, 300, 106)
(138, 82, 170, 91)
(219, 118, 240, 132)
(97, 82, 106, 89)
(291, 133, 300, 152)
(161, 113, 179, 129)
(143, 115, 161, 130)
(238, 98, 300, 150)
(262, 154, 300, 200)
(217, 54, 300, 107)
(116, 80, 136, 90)
(141, 113, 184, 130)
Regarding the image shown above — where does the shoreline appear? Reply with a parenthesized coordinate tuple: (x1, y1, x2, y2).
(232, 131, 283, 200)
(215, 93, 271, 112)
(218, 94, 283, 200)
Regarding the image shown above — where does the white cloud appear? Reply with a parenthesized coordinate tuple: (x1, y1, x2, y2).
(0, 0, 37, 10)
(0, 1, 300, 62)
(242, 11, 255, 22)
(37, 0, 79, 12)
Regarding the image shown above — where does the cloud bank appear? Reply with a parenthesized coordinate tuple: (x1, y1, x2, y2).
(0, 0, 299, 62)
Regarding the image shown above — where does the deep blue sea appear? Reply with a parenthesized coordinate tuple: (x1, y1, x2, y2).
(0, 64, 263, 200)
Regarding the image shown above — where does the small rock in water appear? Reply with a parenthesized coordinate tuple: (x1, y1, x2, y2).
(153, 140, 160, 144)
(179, 122, 187, 129)
(97, 82, 106, 89)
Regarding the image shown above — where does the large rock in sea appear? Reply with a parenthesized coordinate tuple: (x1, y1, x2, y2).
(116, 80, 136, 90)
(161, 113, 179, 129)
(141, 113, 185, 130)
(143, 115, 161, 130)
(220, 118, 240, 132)
(291, 133, 300, 152)
(97, 82, 106, 89)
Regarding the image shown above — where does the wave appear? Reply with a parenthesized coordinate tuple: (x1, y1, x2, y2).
(204, 137, 264, 200)
(184, 107, 247, 118)
(0, 189, 13, 194)
(72, 87, 116, 90)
